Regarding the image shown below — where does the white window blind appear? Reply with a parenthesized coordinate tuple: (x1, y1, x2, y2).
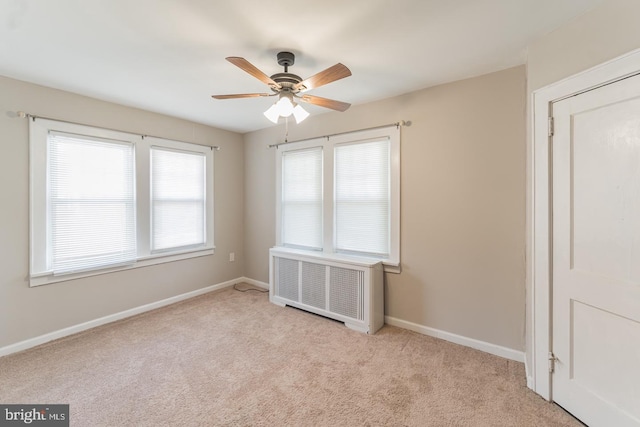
(151, 147, 206, 252)
(47, 132, 136, 274)
(335, 139, 390, 257)
(281, 147, 323, 250)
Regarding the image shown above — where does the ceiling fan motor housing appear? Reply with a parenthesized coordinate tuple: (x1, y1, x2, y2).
(271, 72, 302, 87)
(271, 52, 302, 91)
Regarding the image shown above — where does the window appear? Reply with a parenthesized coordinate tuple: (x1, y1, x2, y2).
(276, 126, 400, 266)
(30, 119, 214, 286)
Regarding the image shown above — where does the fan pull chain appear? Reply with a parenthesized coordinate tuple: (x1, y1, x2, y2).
(284, 117, 289, 143)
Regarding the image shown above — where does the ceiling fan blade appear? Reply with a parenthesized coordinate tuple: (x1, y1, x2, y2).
(212, 93, 274, 99)
(298, 94, 351, 112)
(294, 63, 352, 92)
(226, 57, 279, 88)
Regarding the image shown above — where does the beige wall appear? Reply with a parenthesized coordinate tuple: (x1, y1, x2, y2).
(528, 0, 640, 93)
(245, 66, 527, 351)
(0, 76, 245, 349)
(525, 0, 640, 374)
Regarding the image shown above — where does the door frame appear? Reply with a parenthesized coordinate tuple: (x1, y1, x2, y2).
(529, 47, 640, 401)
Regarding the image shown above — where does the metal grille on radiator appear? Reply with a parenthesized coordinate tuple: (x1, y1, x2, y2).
(274, 255, 367, 322)
(275, 257, 298, 301)
(329, 267, 364, 320)
(301, 261, 326, 309)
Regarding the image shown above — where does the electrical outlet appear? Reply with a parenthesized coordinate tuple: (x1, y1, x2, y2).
(229, 252, 235, 262)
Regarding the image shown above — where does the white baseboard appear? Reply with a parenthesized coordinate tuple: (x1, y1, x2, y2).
(0, 277, 244, 358)
(385, 316, 525, 363)
(239, 277, 269, 290)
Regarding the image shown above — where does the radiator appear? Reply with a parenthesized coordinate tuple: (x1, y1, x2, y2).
(269, 247, 384, 334)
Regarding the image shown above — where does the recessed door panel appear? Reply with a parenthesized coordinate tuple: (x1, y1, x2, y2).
(572, 100, 640, 284)
(571, 301, 640, 420)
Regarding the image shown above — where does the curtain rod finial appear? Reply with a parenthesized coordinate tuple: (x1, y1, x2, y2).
(17, 111, 27, 118)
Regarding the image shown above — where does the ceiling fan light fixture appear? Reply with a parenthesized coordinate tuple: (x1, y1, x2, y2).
(264, 92, 309, 124)
(275, 95, 294, 117)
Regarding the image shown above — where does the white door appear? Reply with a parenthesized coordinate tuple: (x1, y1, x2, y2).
(552, 74, 640, 427)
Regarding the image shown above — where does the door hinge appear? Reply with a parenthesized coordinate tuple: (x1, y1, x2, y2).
(548, 116, 554, 137)
(548, 352, 558, 373)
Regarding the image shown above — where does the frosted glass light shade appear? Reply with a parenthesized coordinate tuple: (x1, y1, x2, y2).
(264, 94, 310, 124)
(276, 96, 294, 117)
(293, 105, 310, 124)
(264, 104, 280, 123)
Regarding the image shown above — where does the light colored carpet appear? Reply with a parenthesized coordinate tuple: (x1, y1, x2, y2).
(0, 284, 582, 426)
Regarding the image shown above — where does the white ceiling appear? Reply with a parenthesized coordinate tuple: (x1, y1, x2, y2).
(1, 0, 603, 133)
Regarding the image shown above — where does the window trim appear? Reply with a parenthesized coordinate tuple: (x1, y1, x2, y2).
(29, 119, 215, 287)
(275, 125, 400, 268)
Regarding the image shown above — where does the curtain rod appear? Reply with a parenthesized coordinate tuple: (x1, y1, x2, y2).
(15, 111, 220, 150)
(267, 120, 409, 149)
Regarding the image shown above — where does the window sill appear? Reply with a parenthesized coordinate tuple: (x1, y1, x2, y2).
(29, 246, 215, 287)
(382, 263, 402, 274)
(271, 247, 401, 274)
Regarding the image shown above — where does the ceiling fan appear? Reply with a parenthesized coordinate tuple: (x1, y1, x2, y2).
(212, 51, 352, 124)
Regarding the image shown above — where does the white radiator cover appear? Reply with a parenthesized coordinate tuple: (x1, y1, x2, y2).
(269, 247, 384, 334)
